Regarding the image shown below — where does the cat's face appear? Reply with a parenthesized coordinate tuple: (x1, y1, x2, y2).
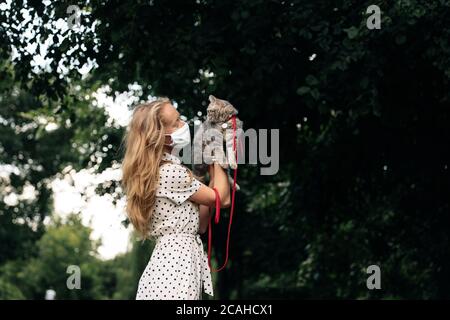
(207, 95, 238, 122)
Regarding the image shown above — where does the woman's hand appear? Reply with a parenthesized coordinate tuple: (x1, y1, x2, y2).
(189, 162, 230, 208)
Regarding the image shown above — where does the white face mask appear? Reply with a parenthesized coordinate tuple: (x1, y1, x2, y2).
(165, 122, 191, 148)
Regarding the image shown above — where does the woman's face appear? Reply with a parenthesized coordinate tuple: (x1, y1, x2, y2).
(161, 103, 185, 145)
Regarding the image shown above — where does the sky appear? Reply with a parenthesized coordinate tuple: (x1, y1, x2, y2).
(50, 87, 138, 260)
(1, 85, 142, 260)
(51, 160, 131, 260)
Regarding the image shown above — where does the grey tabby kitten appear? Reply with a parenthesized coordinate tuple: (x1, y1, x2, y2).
(193, 95, 243, 188)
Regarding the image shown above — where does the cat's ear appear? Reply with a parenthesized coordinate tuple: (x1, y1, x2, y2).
(209, 95, 216, 103)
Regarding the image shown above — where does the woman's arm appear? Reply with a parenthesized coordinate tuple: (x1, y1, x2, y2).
(189, 162, 231, 209)
(197, 166, 221, 234)
(211, 162, 231, 207)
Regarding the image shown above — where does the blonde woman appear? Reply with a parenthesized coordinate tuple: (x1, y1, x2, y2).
(121, 97, 231, 300)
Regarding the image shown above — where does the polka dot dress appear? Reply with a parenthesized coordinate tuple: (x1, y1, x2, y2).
(135, 152, 214, 300)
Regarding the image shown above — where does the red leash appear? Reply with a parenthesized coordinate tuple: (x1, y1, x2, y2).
(207, 115, 238, 272)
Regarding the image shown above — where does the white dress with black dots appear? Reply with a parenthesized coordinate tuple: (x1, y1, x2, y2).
(135, 152, 214, 300)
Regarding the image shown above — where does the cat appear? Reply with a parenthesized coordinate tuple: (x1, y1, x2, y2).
(193, 95, 243, 189)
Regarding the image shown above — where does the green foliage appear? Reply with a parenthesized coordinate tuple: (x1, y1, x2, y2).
(0, 278, 26, 300)
(0, 215, 137, 299)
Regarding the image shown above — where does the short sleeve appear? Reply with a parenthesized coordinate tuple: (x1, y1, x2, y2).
(156, 163, 202, 205)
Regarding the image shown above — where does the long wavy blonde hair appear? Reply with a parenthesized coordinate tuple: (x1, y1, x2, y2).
(121, 97, 171, 239)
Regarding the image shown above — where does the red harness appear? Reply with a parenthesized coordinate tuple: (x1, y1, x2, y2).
(207, 115, 239, 272)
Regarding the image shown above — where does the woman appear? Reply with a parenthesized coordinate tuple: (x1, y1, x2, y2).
(121, 97, 231, 300)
